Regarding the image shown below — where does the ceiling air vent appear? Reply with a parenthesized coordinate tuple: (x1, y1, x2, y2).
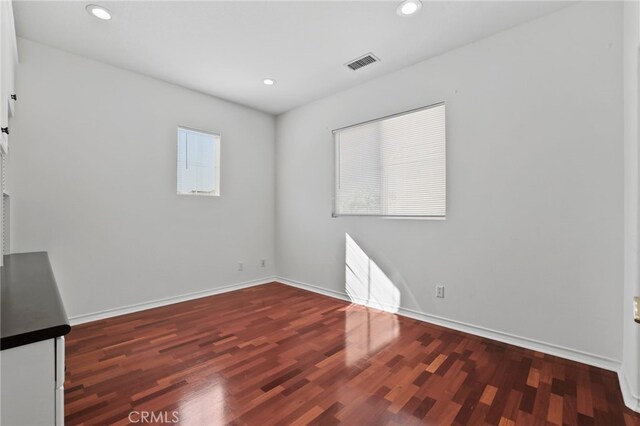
(345, 53, 380, 71)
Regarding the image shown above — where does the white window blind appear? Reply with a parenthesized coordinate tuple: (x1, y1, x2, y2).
(177, 127, 220, 196)
(333, 103, 446, 217)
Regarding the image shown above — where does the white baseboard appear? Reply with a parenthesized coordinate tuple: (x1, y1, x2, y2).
(277, 276, 621, 373)
(279, 277, 640, 413)
(67, 275, 639, 413)
(618, 369, 640, 413)
(279, 277, 355, 304)
(69, 276, 277, 325)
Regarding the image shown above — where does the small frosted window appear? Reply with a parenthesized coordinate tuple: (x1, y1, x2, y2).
(177, 127, 220, 196)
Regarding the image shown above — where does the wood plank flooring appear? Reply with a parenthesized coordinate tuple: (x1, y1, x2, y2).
(65, 283, 640, 425)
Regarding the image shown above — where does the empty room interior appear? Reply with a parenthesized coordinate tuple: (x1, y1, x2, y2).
(1, 0, 640, 425)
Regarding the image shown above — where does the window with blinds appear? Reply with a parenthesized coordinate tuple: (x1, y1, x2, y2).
(333, 103, 446, 217)
(177, 127, 220, 196)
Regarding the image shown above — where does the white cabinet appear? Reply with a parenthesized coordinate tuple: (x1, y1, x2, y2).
(0, 0, 17, 266)
(0, 153, 5, 266)
(55, 336, 66, 425)
(1, 253, 70, 425)
(0, 0, 17, 156)
(0, 337, 65, 425)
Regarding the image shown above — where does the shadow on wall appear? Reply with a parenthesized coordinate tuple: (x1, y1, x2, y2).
(345, 233, 401, 313)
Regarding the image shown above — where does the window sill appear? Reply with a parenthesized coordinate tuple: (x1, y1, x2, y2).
(177, 192, 219, 197)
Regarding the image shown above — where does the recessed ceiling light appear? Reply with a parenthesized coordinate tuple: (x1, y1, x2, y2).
(263, 78, 276, 86)
(86, 4, 112, 20)
(397, 0, 422, 16)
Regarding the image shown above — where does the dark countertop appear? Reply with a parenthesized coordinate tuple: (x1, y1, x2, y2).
(1, 252, 71, 350)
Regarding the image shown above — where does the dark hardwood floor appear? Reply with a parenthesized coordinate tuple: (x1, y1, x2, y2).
(65, 283, 640, 425)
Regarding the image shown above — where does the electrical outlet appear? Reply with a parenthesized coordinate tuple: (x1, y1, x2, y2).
(261, 259, 266, 268)
(238, 262, 244, 271)
(436, 285, 445, 299)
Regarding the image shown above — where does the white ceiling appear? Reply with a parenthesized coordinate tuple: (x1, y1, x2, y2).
(14, 1, 571, 115)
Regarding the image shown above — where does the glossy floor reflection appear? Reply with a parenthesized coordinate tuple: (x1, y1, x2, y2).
(345, 304, 399, 367)
(64, 283, 640, 425)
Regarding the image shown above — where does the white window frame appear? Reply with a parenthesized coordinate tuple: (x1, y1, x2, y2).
(176, 126, 221, 197)
(332, 102, 446, 218)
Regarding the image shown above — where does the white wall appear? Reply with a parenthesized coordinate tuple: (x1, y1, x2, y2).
(10, 2, 632, 395)
(623, 0, 640, 411)
(10, 38, 276, 318)
(276, 2, 623, 363)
